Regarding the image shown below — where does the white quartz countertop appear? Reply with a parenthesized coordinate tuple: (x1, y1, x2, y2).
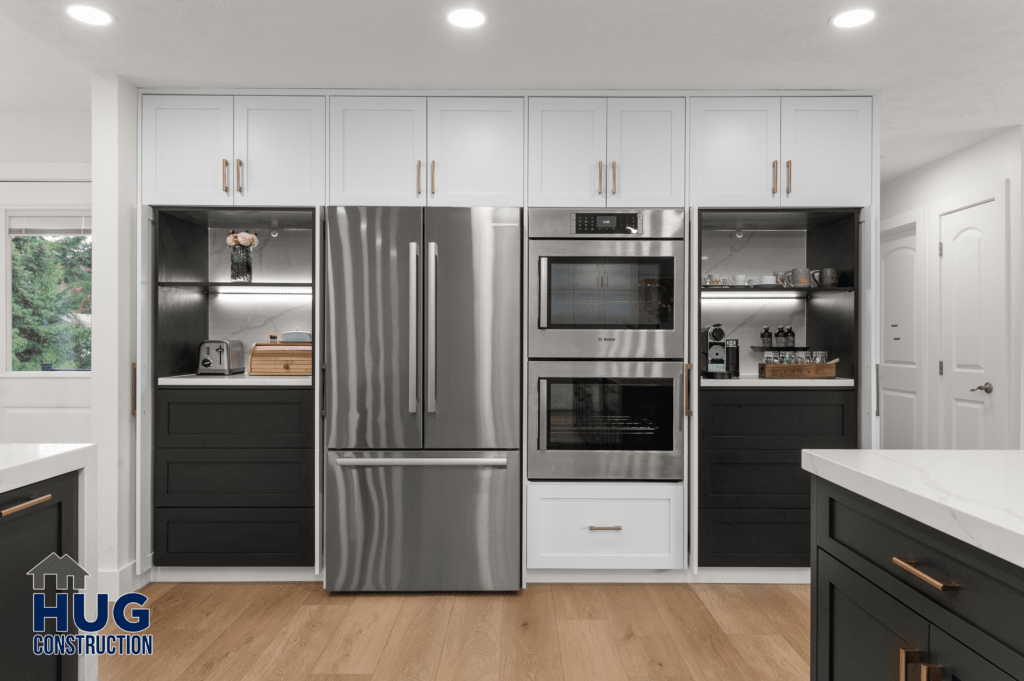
(0, 443, 97, 493)
(703, 374, 855, 388)
(803, 449, 1024, 570)
(159, 372, 312, 387)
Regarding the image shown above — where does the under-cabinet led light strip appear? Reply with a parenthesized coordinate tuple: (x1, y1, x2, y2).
(215, 286, 313, 302)
(701, 291, 804, 300)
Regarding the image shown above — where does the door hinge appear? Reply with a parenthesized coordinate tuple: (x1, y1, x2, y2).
(939, 361, 943, 376)
(939, 242, 943, 257)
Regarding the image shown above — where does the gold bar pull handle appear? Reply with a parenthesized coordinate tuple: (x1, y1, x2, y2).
(899, 649, 921, 681)
(222, 159, 229, 193)
(612, 161, 616, 194)
(893, 557, 960, 592)
(920, 665, 943, 681)
(1, 494, 52, 517)
(786, 160, 792, 194)
(772, 160, 778, 194)
(236, 159, 243, 193)
(684, 364, 692, 417)
(589, 525, 622, 531)
(431, 160, 435, 195)
(598, 161, 603, 195)
(417, 160, 421, 195)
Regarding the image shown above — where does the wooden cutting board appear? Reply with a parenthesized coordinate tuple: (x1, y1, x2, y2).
(248, 342, 313, 376)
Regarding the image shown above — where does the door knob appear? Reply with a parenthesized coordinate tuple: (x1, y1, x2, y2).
(970, 382, 994, 394)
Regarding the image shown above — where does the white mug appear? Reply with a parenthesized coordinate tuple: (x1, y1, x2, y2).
(731, 274, 747, 285)
(703, 273, 723, 285)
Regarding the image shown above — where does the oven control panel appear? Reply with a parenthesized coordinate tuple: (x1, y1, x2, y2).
(570, 213, 643, 235)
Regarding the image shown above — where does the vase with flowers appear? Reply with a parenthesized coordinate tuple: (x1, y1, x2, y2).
(226, 230, 259, 282)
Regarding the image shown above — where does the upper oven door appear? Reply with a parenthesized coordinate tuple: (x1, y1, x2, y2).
(529, 239, 685, 359)
(528, 360, 685, 481)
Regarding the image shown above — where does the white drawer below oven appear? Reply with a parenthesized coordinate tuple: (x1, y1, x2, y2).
(526, 483, 687, 570)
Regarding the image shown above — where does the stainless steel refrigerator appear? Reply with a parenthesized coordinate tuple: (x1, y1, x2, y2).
(323, 206, 521, 591)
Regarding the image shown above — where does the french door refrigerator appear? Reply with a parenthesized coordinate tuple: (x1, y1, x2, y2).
(324, 206, 521, 591)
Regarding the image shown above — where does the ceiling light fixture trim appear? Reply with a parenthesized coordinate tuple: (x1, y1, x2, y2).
(830, 8, 875, 28)
(448, 8, 486, 28)
(66, 4, 114, 25)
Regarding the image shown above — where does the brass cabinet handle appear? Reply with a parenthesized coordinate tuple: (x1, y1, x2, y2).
(899, 649, 921, 681)
(772, 160, 778, 194)
(431, 160, 435, 195)
(132, 362, 137, 416)
(786, 160, 792, 194)
(893, 557, 959, 592)
(1, 494, 52, 517)
(222, 159, 229, 193)
(598, 161, 603, 195)
(612, 161, 616, 194)
(684, 363, 692, 417)
(236, 159, 242, 193)
(589, 526, 621, 531)
(417, 160, 421, 195)
(919, 665, 943, 681)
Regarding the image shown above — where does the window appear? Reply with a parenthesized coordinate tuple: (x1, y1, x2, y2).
(8, 214, 91, 372)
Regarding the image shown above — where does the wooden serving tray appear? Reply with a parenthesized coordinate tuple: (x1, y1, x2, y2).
(758, 363, 836, 379)
(248, 342, 313, 376)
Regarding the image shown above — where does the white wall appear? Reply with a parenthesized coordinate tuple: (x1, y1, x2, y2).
(881, 126, 1024, 447)
(0, 112, 91, 181)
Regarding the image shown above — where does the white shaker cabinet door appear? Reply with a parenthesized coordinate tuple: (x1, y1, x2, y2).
(142, 95, 234, 206)
(528, 98, 607, 207)
(233, 96, 326, 206)
(329, 97, 426, 206)
(607, 98, 686, 208)
(688, 97, 781, 208)
(426, 97, 524, 207)
(780, 97, 872, 208)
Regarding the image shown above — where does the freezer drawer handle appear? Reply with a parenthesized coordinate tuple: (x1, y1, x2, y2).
(334, 457, 508, 467)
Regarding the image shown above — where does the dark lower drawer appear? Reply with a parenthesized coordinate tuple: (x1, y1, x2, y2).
(699, 390, 857, 450)
(155, 389, 314, 449)
(155, 449, 313, 508)
(698, 450, 810, 508)
(154, 508, 313, 566)
(699, 508, 810, 567)
(817, 478, 1024, 661)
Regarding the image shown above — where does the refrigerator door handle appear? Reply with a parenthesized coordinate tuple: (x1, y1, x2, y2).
(334, 457, 508, 467)
(426, 241, 438, 414)
(409, 241, 419, 414)
(538, 378, 547, 451)
(539, 257, 548, 328)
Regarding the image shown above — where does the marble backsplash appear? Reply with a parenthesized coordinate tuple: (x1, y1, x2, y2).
(208, 227, 313, 283)
(209, 296, 313, 359)
(701, 298, 807, 375)
(701, 230, 806, 281)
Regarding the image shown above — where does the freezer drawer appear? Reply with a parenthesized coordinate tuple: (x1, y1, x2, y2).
(325, 450, 521, 592)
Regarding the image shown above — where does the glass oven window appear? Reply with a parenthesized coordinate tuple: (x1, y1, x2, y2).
(545, 378, 673, 451)
(546, 257, 674, 330)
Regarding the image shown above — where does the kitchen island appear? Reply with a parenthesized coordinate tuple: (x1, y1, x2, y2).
(804, 448, 1024, 680)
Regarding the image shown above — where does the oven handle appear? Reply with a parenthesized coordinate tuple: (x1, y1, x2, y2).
(684, 364, 692, 419)
(539, 257, 548, 329)
(538, 378, 548, 451)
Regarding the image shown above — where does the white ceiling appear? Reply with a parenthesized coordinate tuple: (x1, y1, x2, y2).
(0, 0, 1021, 181)
(0, 13, 90, 112)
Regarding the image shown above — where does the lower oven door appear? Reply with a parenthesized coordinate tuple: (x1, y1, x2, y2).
(528, 361, 685, 481)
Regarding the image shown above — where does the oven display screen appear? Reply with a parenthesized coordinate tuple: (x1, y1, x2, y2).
(574, 213, 640, 234)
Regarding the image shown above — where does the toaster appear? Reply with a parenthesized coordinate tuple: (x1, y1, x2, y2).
(197, 339, 245, 375)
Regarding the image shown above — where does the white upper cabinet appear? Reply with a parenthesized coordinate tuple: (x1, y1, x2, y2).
(528, 98, 607, 207)
(426, 97, 524, 207)
(142, 95, 234, 206)
(607, 98, 686, 207)
(781, 97, 872, 207)
(233, 96, 326, 206)
(329, 97, 426, 206)
(689, 97, 781, 208)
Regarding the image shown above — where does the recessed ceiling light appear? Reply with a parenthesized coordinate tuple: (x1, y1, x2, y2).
(831, 8, 875, 28)
(448, 8, 486, 28)
(66, 5, 114, 25)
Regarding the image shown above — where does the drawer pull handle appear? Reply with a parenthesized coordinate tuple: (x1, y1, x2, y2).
(1, 494, 52, 517)
(899, 649, 920, 681)
(589, 525, 621, 531)
(893, 557, 959, 592)
(920, 665, 943, 681)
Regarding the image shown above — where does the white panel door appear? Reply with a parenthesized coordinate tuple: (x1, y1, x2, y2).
(426, 97, 524, 207)
(939, 182, 1010, 449)
(879, 213, 924, 449)
(528, 98, 607, 207)
(234, 96, 326, 206)
(780, 97, 872, 208)
(688, 97, 781, 208)
(607, 98, 686, 208)
(329, 96, 426, 206)
(142, 95, 234, 205)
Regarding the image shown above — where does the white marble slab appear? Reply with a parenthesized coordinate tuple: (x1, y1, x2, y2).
(159, 373, 312, 387)
(0, 443, 98, 681)
(802, 449, 1024, 570)
(703, 375, 855, 388)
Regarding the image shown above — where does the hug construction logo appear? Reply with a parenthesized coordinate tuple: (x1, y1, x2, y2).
(27, 553, 153, 656)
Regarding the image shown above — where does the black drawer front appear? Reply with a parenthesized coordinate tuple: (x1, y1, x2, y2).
(155, 508, 313, 566)
(699, 390, 857, 450)
(818, 480, 1024, 661)
(155, 449, 313, 508)
(698, 450, 810, 509)
(155, 389, 314, 448)
(699, 508, 810, 567)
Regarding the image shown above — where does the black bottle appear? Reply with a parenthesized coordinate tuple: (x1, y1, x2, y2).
(760, 326, 773, 348)
(774, 326, 785, 348)
(785, 326, 796, 348)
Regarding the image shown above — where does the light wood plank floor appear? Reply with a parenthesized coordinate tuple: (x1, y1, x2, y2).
(99, 582, 810, 681)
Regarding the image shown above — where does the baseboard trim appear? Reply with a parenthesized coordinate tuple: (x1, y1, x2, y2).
(151, 566, 323, 582)
(525, 567, 810, 584)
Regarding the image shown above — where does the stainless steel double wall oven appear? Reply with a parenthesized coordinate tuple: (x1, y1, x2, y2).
(527, 208, 687, 482)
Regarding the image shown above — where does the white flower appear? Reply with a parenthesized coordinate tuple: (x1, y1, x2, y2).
(226, 234, 239, 246)
(236, 232, 259, 247)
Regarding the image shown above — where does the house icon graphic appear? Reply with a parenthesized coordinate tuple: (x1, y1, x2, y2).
(27, 553, 89, 591)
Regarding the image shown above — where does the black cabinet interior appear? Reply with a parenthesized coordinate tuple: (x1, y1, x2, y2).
(0, 472, 78, 681)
